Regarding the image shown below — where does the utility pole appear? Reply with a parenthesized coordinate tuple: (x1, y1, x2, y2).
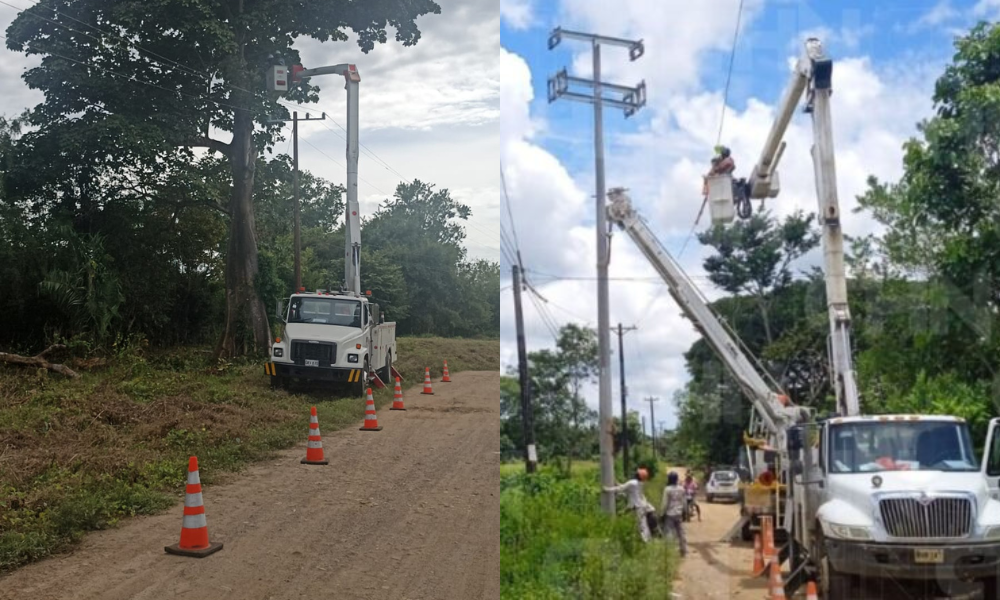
(548, 27, 646, 514)
(267, 111, 327, 290)
(646, 397, 659, 459)
(512, 265, 537, 473)
(614, 323, 637, 475)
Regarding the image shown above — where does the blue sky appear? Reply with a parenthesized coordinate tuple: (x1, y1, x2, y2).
(499, 0, 998, 431)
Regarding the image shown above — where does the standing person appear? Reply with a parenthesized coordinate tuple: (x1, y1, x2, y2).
(604, 468, 656, 542)
(660, 471, 688, 557)
(684, 472, 702, 522)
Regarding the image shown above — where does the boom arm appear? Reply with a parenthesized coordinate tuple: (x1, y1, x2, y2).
(297, 64, 362, 295)
(750, 39, 860, 417)
(606, 189, 806, 447)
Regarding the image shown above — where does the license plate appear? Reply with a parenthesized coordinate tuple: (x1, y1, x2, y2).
(305, 359, 319, 367)
(914, 548, 944, 564)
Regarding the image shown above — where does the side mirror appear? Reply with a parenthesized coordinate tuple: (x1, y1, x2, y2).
(275, 298, 286, 322)
(371, 304, 380, 327)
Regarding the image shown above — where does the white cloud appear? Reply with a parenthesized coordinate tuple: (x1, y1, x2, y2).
(973, 0, 1000, 19)
(909, 0, 960, 32)
(501, 0, 535, 30)
(501, 3, 942, 430)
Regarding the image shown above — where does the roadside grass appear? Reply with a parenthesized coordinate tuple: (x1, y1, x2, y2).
(501, 467, 677, 599)
(0, 337, 498, 573)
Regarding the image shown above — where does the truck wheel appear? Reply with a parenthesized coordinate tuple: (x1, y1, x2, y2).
(820, 551, 854, 599)
(352, 358, 369, 397)
(740, 518, 753, 542)
(382, 351, 392, 383)
(706, 494, 714, 503)
(983, 576, 998, 600)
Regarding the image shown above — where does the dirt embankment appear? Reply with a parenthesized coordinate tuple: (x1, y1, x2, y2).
(0, 371, 500, 600)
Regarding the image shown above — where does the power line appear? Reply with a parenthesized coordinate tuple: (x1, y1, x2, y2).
(499, 159, 523, 266)
(278, 100, 408, 182)
(716, 0, 746, 146)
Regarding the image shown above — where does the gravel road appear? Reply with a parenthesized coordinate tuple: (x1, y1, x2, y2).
(0, 371, 500, 600)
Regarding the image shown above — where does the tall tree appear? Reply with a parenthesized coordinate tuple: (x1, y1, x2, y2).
(697, 211, 819, 344)
(5, 0, 440, 358)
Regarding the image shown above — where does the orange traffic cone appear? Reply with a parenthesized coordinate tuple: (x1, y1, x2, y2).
(751, 532, 765, 576)
(165, 456, 224, 557)
(391, 377, 406, 410)
(769, 558, 786, 600)
(301, 406, 329, 465)
(421, 367, 434, 395)
(360, 388, 383, 431)
(441, 360, 452, 382)
(761, 515, 776, 564)
(805, 580, 819, 600)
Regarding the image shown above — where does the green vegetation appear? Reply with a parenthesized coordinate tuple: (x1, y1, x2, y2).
(501, 468, 676, 599)
(0, 337, 499, 573)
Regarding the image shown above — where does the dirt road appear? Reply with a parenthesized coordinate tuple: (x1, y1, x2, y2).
(0, 371, 500, 600)
(672, 496, 765, 600)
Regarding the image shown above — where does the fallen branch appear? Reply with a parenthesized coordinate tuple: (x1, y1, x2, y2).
(0, 344, 79, 378)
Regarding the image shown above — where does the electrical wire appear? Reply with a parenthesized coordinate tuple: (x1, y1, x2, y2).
(499, 159, 523, 265)
(716, 0, 746, 147)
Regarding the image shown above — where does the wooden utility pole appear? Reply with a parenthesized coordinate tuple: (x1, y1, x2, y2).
(614, 324, 637, 476)
(512, 265, 537, 472)
(268, 111, 327, 290)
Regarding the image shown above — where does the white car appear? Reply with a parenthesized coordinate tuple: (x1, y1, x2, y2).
(705, 470, 741, 503)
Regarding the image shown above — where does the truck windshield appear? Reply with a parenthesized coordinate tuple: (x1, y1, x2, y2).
(287, 297, 361, 327)
(828, 421, 977, 474)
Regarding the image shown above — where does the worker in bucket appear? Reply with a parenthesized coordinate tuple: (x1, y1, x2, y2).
(702, 145, 736, 196)
(604, 468, 657, 542)
(660, 471, 688, 557)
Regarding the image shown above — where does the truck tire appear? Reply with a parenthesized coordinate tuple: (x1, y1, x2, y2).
(741, 518, 753, 542)
(706, 494, 714, 503)
(982, 576, 998, 600)
(352, 358, 369, 397)
(817, 533, 855, 600)
(381, 351, 392, 384)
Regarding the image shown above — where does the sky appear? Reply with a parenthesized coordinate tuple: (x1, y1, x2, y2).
(0, 0, 500, 264)
(500, 0, 1000, 433)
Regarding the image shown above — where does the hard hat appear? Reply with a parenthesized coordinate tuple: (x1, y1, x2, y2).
(636, 468, 650, 481)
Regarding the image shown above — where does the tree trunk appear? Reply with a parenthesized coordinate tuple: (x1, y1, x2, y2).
(215, 107, 271, 359)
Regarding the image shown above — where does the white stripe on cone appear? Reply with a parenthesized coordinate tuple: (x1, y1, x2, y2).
(307, 440, 323, 448)
(187, 470, 201, 485)
(184, 493, 204, 507)
(182, 513, 208, 529)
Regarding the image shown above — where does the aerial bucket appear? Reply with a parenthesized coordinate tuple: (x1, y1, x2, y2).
(706, 174, 736, 225)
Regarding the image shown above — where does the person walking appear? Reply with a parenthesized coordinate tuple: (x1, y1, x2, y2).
(604, 468, 656, 542)
(660, 471, 688, 557)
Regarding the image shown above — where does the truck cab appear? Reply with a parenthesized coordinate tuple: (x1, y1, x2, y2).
(791, 415, 1000, 597)
(265, 290, 397, 396)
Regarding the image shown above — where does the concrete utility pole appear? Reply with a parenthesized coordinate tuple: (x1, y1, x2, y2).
(614, 324, 637, 475)
(267, 111, 327, 290)
(512, 265, 537, 473)
(646, 396, 659, 459)
(547, 27, 646, 515)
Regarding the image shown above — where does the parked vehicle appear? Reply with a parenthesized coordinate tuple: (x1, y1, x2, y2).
(705, 470, 741, 503)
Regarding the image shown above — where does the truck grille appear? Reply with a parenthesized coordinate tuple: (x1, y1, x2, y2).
(879, 496, 972, 539)
(291, 341, 336, 366)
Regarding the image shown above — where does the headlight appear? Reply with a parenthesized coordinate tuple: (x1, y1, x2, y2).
(828, 523, 872, 540)
(985, 526, 1000, 540)
(347, 353, 358, 363)
(273, 347, 283, 357)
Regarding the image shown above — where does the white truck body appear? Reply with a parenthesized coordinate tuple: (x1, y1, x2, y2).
(266, 291, 397, 394)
